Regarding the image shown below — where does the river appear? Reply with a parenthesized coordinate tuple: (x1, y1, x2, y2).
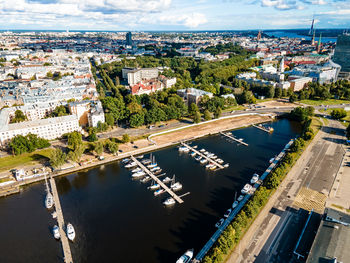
(0, 119, 300, 263)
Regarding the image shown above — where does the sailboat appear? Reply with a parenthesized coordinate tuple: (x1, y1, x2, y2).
(148, 180, 160, 190)
(170, 176, 182, 191)
(44, 174, 54, 209)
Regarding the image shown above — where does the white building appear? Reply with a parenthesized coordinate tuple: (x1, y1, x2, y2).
(69, 100, 105, 127)
(0, 115, 81, 147)
(122, 67, 159, 86)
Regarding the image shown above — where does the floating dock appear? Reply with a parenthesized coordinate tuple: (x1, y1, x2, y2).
(193, 138, 294, 262)
(181, 142, 225, 169)
(130, 156, 184, 204)
(49, 177, 73, 263)
(220, 132, 248, 146)
(253, 124, 273, 133)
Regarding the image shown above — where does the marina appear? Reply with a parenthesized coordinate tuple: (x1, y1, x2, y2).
(219, 131, 249, 146)
(0, 119, 301, 263)
(180, 142, 227, 170)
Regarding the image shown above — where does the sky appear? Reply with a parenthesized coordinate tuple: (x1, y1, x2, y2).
(0, 0, 349, 31)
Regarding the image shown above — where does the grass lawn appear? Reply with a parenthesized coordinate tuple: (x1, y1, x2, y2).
(300, 99, 350, 106)
(0, 148, 52, 172)
(223, 105, 246, 113)
(318, 108, 350, 127)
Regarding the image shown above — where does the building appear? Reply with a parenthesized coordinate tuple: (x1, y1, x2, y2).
(131, 80, 164, 95)
(306, 208, 350, 263)
(288, 76, 313, 91)
(177, 88, 213, 105)
(0, 114, 81, 147)
(333, 34, 350, 79)
(69, 100, 105, 127)
(126, 32, 133, 46)
(122, 67, 159, 86)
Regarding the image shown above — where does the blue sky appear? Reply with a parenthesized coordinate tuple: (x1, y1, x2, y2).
(0, 0, 349, 30)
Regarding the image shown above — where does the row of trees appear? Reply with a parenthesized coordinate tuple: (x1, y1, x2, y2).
(9, 133, 50, 155)
(203, 108, 316, 263)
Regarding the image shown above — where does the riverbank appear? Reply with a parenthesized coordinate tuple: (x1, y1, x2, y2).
(0, 113, 274, 198)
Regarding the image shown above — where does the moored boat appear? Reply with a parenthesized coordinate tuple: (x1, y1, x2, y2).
(171, 182, 183, 191)
(200, 159, 208, 164)
(132, 171, 146, 178)
(195, 156, 202, 161)
(163, 197, 176, 206)
(125, 162, 137, 168)
(232, 200, 239, 208)
(241, 184, 252, 194)
(131, 167, 142, 173)
(154, 189, 165, 196)
(237, 195, 244, 202)
(250, 173, 259, 184)
(162, 176, 172, 183)
(215, 218, 225, 228)
(176, 249, 194, 263)
(53, 225, 60, 240)
(66, 223, 75, 241)
(224, 208, 232, 218)
(45, 192, 54, 209)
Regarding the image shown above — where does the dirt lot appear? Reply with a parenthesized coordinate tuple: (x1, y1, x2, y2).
(153, 115, 272, 145)
(256, 100, 295, 108)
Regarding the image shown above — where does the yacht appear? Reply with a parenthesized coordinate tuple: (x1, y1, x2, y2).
(237, 195, 244, 202)
(200, 159, 208, 164)
(66, 223, 75, 241)
(171, 182, 183, 191)
(147, 163, 158, 169)
(216, 159, 224, 164)
(153, 169, 163, 175)
(141, 176, 150, 183)
(215, 218, 225, 228)
(131, 167, 142, 173)
(148, 181, 160, 190)
(45, 192, 54, 209)
(176, 249, 194, 263)
(121, 158, 130, 164)
(178, 146, 188, 152)
(125, 162, 137, 168)
(53, 225, 60, 240)
(241, 184, 252, 194)
(162, 176, 173, 183)
(209, 165, 217, 171)
(232, 201, 239, 208)
(150, 166, 161, 172)
(224, 208, 232, 218)
(199, 149, 206, 153)
(141, 159, 152, 165)
(132, 171, 146, 178)
(154, 189, 165, 196)
(250, 173, 259, 184)
(163, 197, 176, 206)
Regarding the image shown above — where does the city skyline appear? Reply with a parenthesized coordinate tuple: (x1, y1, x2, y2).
(0, 0, 349, 31)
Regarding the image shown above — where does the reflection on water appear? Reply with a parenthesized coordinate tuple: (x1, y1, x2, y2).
(0, 119, 300, 263)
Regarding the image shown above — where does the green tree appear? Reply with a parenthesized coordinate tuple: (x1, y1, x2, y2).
(49, 148, 66, 169)
(107, 141, 119, 154)
(330, 109, 347, 120)
(11, 110, 26, 123)
(265, 172, 280, 189)
(192, 111, 201, 123)
(189, 103, 199, 116)
(204, 109, 212, 121)
(275, 87, 282, 98)
(67, 131, 83, 150)
(67, 143, 85, 163)
(94, 142, 104, 156)
(214, 107, 222, 119)
(122, 134, 130, 143)
(87, 129, 98, 142)
(105, 113, 115, 126)
(129, 112, 145, 128)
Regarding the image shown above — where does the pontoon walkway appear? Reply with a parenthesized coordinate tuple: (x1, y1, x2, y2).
(219, 132, 248, 146)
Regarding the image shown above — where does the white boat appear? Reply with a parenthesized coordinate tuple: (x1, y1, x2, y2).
(125, 162, 137, 168)
(154, 189, 165, 196)
(241, 184, 252, 194)
(211, 155, 217, 159)
(163, 197, 176, 206)
(199, 149, 206, 153)
(215, 218, 225, 228)
(141, 159, 151, 165)
(232, 201, 239, 208)
(171, 182, 183, 191)
(136, 155, 144, 159)
(239, 138, 243, 141)
(51, 211, 57, 219)
(53, 225, 60, 240)
(183, 147, 190, 153)
(131, 167, 142, 173)
(45, 192, 54, 209)
(132, 171, 146, 178)
(251, 173, 259, 184)
(149, 181, 160, 190)
(121, 158, 130, 164)
(237, 195, 244, 202)
(190, 152, 196, 157)
(141, 176, 150, 183)
(205, 163, 214, 169)
(216, 159, 224, 164)
(147, 163, 158, 169)
(162, 177, 172, 183)
(207, 153, 214, 157)
(176, 249, 194, 263)
(150, 166, 161, 172)
(209, 165, 217, 171)
(178, 146, 188, 152)
(224, 208, 232, 218)
(195, 156, 202, 161)
(224, 163, 229, 168)
(66, 223, 75, 241)
(269, 158, 274, 163)
(200, 159, 208, 164)
(203, 151, 209, 155)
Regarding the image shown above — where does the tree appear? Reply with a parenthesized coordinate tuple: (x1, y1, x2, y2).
(129, 112, 145, 128)
(67, 143, 85, 163)
(289, 94, 298, 103)
(8, 134, 50, 155)
(94, 142, 103, 156)
(275, 87, 282, 98)
(214, 107, 222, 119)
(122, 134, 130, 143)
(67, 131, 83, 150)
(11, 110, 26, 123)
(330, 109, 347, 120)
(51, 105, 69, 117)
(87, 130, 98, 142)
(189, 103, 199, 116)
(107, 141, 119, 154)
(192, 111, 201, 123)
(265, 172, 280, 189)
(204, 110, 212, 121)
(49, 148, 66, 169)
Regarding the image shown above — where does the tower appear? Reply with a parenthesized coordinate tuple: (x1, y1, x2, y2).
(257, 31, 261, 41)
(317, 33, 322, 53)
(279, 57, 285, 73)
(333, 33, 350, 74)
(126, 32, 133, 46)
(311, 30, 316, 46)
(309, 18, 314, 35)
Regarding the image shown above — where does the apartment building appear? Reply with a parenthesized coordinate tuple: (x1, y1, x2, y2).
(122, 67, 159, 86)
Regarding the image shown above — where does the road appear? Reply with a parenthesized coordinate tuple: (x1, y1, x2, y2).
(231, 117, 347, 263)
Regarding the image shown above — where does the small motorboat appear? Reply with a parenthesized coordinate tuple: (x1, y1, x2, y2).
(148, 182, 160, 190)
(224, 208, 232, 218)
(147, 163, 158, 169)
(150, 166, 161, 172)
(125, 162, 137, 168)
(203, 151, 209, 155)
(237, 195, 244, 202)
(190, 152, 196, 157)
(154, 189, 165, 196)
(141, 176, 150, 183)
(171, 182, 183, 191)
(45, 192, 54, 209)
(141, 159, 151, 165)
(205, 163, 214, 169)
(51, 211, 57, 219)
(131, 167, 142, 173)
(199, 149, 206, 153)
(232, 201, 239, 208)
(132, 171, 146, 178)
(163, 197, 176, 206)
(121, 158, 130, 164)
(162, 177, 172, 183)
(183, 147, 190, 153)
(269, 158, 274, 164)
(178, 146, 188, 152)
(200, 159, 208, 164)
(215, 218, 225, 228)
(251, 173, 259, 184)
(195, 156, 202, 161)
(153, 169, 163, 175)
(136, 155, 144, 159)
(241, 184, 252, 194)
(216, 159, 224, 164)
(176, 249, 194, 263)
(209, 165, 217, 171)
(224, 163, 229, 168)
(66, 223, 75, 241)
(53, 225, 60, 240)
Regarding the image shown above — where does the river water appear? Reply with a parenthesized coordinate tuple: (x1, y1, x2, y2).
(0, 119, 300, 263)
